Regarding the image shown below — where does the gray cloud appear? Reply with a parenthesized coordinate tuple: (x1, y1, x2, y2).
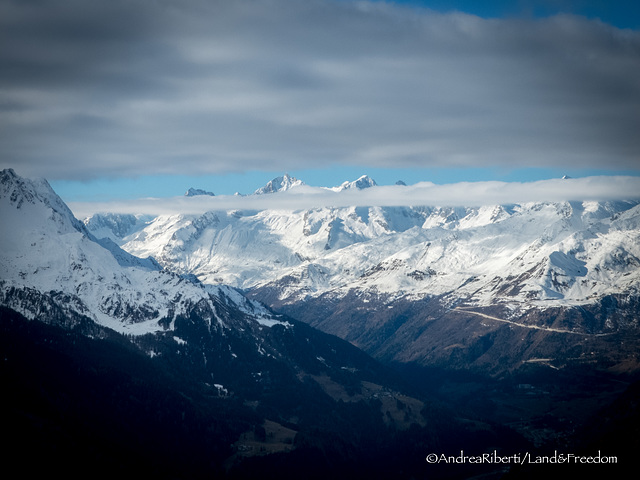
(68, 176, 640, 218)
(1, 0, 639, 180)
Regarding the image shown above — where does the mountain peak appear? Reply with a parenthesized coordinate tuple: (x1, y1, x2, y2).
(1, 168, 82, 230)
(254, 173, 304, 195)
(335, 175, 378, 191)
(185, 187, 215, 197)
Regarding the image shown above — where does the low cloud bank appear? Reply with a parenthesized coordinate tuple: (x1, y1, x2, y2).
(69, 176, 640, 218)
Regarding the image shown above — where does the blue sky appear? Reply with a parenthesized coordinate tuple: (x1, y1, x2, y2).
(51, 166, 640, 202)
(1, 0, 639, 204)
(388, 0, 640, 29)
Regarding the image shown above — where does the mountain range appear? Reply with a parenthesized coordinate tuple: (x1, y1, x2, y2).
(0, 168, 436, 478)
(84, 173, 640, 375)
(2, 168, 639, 478)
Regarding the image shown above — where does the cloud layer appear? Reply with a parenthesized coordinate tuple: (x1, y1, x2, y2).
(68, 176, 640, 218)
(2, 0, 639, 180)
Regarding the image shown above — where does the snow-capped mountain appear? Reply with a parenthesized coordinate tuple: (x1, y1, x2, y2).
(83, 212, 154, 244)
(331, 174, 378, 191)
(4, 168, 495, 478)
(94, 186, 640, 312)
(254, 173, 304, 194)
(82, 173, 640, 373)
(0, 168, 288, 335)
(0, 166, 450, 411)
(185, 187, 215, 197)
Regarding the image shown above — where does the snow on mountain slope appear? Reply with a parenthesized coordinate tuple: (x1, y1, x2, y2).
(117, 204, 408, 288)
(254, 173, 304, 194)
(453, 203, 640, 307)
(87, 177, 640, 317)
(330, 175, 378, 192)
(0, 169, 288, 335)
(45, 169, 636, 377)
(83, 212, 154, 244)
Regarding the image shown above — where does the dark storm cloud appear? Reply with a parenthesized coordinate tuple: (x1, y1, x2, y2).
(1, 0, 639, 180)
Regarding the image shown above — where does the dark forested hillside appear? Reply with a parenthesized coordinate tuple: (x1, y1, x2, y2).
(2, 306, 540, 479)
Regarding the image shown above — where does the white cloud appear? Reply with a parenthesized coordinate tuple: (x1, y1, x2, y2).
(1, 0, 639, 180)
(68, 176, 640, 218)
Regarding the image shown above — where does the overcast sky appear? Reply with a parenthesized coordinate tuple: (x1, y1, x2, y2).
(1, 0, 639, 207)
